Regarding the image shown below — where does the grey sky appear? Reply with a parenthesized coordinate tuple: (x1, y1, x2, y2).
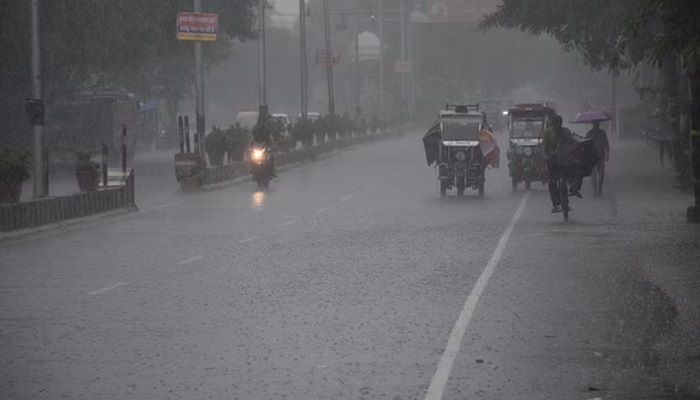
(273, 0, 300, 16)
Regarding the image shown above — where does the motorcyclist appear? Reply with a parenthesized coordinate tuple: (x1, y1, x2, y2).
(543, 115, 582, 213)
(250, 118, 276, 177)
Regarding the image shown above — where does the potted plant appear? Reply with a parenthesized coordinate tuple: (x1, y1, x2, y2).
(75, 150, 100, 192)
(206, 126, 228, 166)
(0, 148, 31, 204)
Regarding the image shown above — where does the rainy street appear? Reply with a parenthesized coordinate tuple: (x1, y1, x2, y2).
(1, 130, 699, 400)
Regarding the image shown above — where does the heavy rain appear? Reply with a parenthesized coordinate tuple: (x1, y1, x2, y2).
(1, 0, 700, 399)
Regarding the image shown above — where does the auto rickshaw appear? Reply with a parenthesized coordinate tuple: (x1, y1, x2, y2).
(423, 104, 500, 197)
(506, 103, 556, 191)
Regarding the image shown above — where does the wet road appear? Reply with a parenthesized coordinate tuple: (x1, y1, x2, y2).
(2, 130, 700, 399)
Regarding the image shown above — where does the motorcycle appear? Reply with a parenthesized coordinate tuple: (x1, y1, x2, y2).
(249, 145, 274, 190)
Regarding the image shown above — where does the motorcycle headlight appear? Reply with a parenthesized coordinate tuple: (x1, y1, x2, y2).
(455, 151, 466, 161)
(252, 149, 265, 161)
(523, 147, 533, 157)
(515, 146, 523, 155)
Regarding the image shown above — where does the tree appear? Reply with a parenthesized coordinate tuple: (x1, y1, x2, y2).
(483, 0, 700, 221)
(0, 0, 259, 148)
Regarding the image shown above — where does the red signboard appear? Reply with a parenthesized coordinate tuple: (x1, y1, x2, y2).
(316, 50, 340, 67)
(394, 60, 413, 73)
(177, 12, 218, 41)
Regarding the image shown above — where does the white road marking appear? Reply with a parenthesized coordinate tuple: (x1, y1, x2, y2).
(341, 195, 355, 202)
(239, 236, 259, 243)
(424, 192, 530, 400)
(88, 282, 127, 296)
(282, 220, 298, 226)
(316, 208, 328, 213)
(177, 255, 204, 265)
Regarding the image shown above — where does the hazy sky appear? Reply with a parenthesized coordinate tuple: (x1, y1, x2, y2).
(270, 0, 299, 29)
(273, 0, 299, 15)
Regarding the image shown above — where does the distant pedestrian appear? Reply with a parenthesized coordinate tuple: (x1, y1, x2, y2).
(585, 121, 610, 196)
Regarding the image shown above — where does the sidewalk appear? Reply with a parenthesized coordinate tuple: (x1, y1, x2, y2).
(605, 138, 700, 393)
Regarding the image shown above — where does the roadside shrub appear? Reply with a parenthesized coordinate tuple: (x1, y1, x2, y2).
(226, 123, 250, 162)
(0, 148, 32, 183)
(206, 126, 228, 166)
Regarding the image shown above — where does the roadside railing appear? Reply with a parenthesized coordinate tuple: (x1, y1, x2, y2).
(0, 170, 136, 233)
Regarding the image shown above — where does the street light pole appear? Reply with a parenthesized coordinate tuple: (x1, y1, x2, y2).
(194, 0, 206, 161)
(299, 0, 308, 121)
(322, 0, 335, 116)
(354, 22, 361, 117)
(31, 0, 46, 198)
(258, 0, 268, 120)
(378, 0, 384, 124)
(408, 12, 416, 119)
(399, 0, 407, 121)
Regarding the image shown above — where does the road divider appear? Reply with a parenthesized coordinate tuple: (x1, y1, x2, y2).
(178, 127, 408, 191)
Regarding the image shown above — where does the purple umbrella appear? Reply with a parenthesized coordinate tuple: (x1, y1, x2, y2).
(570, 111, 611, 124)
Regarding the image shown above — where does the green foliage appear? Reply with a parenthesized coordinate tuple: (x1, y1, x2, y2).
(0, 148, 32, 183)
(226, 123, 251, 162)
(206, 126, 229, 165)
(619, 0, 700, 71)
(482, 0, 700, 73)
(481, 0, 629, 72)
(1, 0, 259, 147)
(75, 150, 100, 173)
(207, 124, 251, 164)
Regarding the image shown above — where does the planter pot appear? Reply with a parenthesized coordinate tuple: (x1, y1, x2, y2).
(76, 170, 99, 192)
(0, 180, 23, 204)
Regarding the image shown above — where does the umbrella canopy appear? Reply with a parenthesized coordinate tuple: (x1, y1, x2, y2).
(570, 111, 611, 124)
(422, 121, 441, 166)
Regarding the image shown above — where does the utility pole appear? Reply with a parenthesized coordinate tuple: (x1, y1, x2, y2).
(399, 0, 407, 121)
(31, 0, 46, 198)
(408, 10, 416, 119)
(611, 73, 618, 138)
(299, 0, 308, 121)
(194, 0, 206, 162)
(378, 0, 384, 123)
(354, 22, 361, 117)
(259, 0, 268, 120)
(322, 0, 335, 116)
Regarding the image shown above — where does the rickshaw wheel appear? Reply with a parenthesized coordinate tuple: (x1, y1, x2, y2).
(511, 178, 518, 192)
(478, 182, 485, 197)
(525, 180, 532, 191)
